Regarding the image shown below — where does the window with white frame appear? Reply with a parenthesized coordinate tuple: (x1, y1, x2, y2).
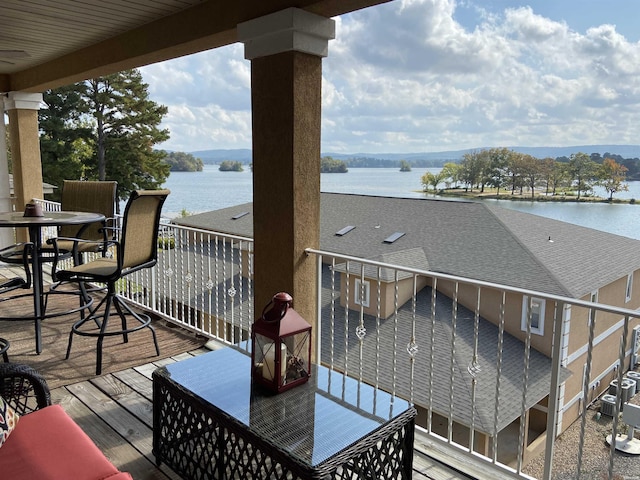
(626, 273, 634, 303)
(521, 296, 545, 336)
(354, 279, 370, 307)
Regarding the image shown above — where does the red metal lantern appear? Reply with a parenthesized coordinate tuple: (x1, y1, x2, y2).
(251, 292, 312, 393)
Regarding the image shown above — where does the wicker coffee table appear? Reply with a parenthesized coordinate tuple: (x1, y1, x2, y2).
(153, 347, 416, 480)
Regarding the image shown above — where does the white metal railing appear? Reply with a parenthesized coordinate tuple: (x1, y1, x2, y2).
(36, 199, 640, 479)
(305, 248, 640, 480)
(118, 221, 254, 346)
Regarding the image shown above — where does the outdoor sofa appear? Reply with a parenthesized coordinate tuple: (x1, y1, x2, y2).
(0, 362, 131, 480)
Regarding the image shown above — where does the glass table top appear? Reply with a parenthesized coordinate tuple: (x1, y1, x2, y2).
(160, 347, 413, 466)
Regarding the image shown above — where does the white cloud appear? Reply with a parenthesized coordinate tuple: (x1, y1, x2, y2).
(144, 0, 640, 154)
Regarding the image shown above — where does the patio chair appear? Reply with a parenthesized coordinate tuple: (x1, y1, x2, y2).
(0, 362, 51, 415)
(54, 180, 118, 265)
(49, 189, 170, 375)
(0, 180, 117, 270)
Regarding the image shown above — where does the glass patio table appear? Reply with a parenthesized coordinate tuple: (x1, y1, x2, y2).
(153, 347, 416, 479)
(0, 210, 105, 353)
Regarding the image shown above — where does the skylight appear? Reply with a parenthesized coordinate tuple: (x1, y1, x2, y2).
(232, 212, 249, 220)
(383, 232, 405, 244)
(335, 225, 356, 236)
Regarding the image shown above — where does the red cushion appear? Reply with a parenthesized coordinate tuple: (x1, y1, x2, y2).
(0, 404, 121, 480)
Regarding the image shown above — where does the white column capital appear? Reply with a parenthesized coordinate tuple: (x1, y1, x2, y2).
(4, 92, 44, 111)
(238, 7, 335, 60)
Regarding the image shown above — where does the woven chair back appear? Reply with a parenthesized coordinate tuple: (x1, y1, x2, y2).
(119, 189, 170, 271)
(59, 180, 117, 240)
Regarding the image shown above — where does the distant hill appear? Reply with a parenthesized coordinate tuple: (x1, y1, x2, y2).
(186, 145, 640, 166)
(189, 148, 252, 164)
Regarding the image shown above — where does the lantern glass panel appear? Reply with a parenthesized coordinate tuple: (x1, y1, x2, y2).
(283, 330, 310, 385)
(255, 333, 286, 383)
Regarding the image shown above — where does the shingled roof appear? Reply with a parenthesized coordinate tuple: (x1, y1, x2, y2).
(174, 193, 640, 298)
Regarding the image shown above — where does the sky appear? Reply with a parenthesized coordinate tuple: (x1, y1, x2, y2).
(140, 0, 640, 155)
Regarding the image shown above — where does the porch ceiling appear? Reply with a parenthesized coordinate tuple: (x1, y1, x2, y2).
(0, 0, 391, 93)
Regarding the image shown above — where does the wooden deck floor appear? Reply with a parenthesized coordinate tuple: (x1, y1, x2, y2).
(50, 347, 472, 480)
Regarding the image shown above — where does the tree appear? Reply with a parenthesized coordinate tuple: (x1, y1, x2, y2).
(459, 150, 490, 192)
(219, 160, 244, 172)
(486, 147, 512, 196)
(84, 69, 170, 200)
(40, 69, 170, 205)
(421, 171, 446, 191)
(507, 152, 527, 194)
(440, 162, 461, 188)
(519, 154, 542, 199)
(320, 156, 348, 173)
(598, 157, 629, 200)
(568, 152, 599, 199)
(539, 157, 556, 195)
(399, 160, 412, 172)
(164, 151, 204, 172)
(38, 84, 92, 201)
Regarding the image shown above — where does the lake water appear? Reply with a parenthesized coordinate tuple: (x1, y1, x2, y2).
(162, 165, 640, 240)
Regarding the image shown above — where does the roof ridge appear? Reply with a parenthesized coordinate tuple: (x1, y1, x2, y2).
(482, 203, 572, 297)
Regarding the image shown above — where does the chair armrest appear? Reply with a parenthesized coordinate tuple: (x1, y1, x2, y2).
(47, 236, 106, 248)
(0, 242, 33, 291)
(0, 242, 32, 257)
(48, 236, 121, 280)
(0, 363, 51, 415)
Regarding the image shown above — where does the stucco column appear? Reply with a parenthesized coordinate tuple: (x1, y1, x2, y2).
(4, 92, 44, 214)
(239, 8, 335, 358)
(0, 107, 13, 248)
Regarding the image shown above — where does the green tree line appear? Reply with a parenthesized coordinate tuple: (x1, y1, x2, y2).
(421, 148, 630, 200)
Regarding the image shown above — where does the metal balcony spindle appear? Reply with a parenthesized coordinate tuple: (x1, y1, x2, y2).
(543, 300, 565, 480)
(194, 231, 204, 330)
(329, 257, 337, 371)
(164, 229, 175, 318)
(407, 274, 418, 405)
(577, 304, 598, 479)
(492, 290, 507, 463)
(221, 238, 228, 340)
(609, 314, 631, 479)
(205, 233, 214, 337)
(448, 281, 459, 444)
(214, 235, 220, 339)
(357, 263, 366, 393)
(517, 296, 535, 474)
(314, 252, 323, 362)
(468, 286, 482, 454)
(375, 267, 382, 393)
(391, 269, 400, 400)
(427, 277, 438, 433)
(343, 260, 351, 380)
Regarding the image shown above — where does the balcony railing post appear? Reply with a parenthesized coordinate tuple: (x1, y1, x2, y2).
(543, 300, 565, 480)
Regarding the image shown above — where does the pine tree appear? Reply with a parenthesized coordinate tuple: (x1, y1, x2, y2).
(40, 69, 170, 205)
